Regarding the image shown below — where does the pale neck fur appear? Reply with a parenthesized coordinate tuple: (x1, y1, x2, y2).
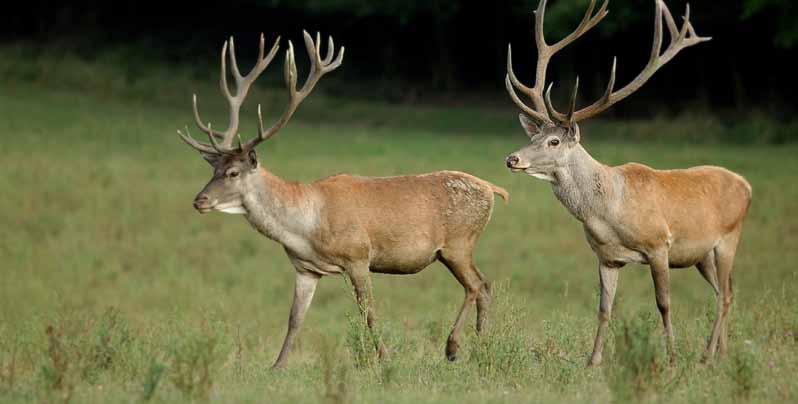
(550, 144, 618, 223)
(240, 167, 320, 244)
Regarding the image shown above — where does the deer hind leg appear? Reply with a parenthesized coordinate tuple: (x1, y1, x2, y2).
(589, 262, 620, 366)
(475, 270, 491, 334)
(348, 266, 389, 360)
(697, 251, 724, 360)
(649, 250, 676, 365)
(438, 246, 487, 361)
(715, 231, 741, 356)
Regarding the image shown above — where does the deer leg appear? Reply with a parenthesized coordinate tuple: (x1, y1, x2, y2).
(649, 251, 676, 365)
(696, 253, 720, 295)
(467, 261, 492, 334)
(720, 275, 733, 355)
(588, 262, 619, 366)
(439, 249, 485, 361)
(272, 270, 320, 370)
(715, 233, 740, 356)
(475, 269, 492, 334)
(697, 252, 724, 360)
(348, 268, 389, 360)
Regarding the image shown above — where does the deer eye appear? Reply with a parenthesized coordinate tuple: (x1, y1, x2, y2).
(549, 138, 560, 147)
(227, 170, 239, 178)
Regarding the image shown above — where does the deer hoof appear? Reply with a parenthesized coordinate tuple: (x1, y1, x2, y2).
(446, 340, 460, 361)
(587, 354, 602, 367)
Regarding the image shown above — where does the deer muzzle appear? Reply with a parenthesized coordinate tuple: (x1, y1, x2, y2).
(193, 194, 213, 213)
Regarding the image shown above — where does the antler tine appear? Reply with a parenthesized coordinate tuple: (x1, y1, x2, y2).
(678, 3, 691, 42)
(542, 82, 572, 125)
(323, 35, 335, 65)
(503, 1, 553, 125)
(325, 42, 345, 71)
(544, 83, 562, 123)
(205, 122, 229, 154)
(550, 0, 609, 52)
(303, 31, 319, 85)
(534, 0, 549, 49)
(192, 94, 224, 140)
(315, 31, 322, 63)
(600, 57, 618, 104)
(285, 40, 298, 96)
(245, 32, 344, 150)
(506, 45, 532, 96)
(649, 0, 664, 67)
(228, 36, 242, 82)
(567, 0, 710, 122)
(678, 4, 712, 45)
(506, 44, 549, 122)
(506, 65, 550, 123)
(661, 2, 679, 39)
(566, 77, 579, 122)
(177, 126, 217, 155)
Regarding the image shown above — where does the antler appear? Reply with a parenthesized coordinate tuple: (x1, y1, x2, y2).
(178, 34, 280, 154)
(178, 31, 344, 155)
(506, 0, 609, 126)
(244, 31, 344, 151)
(544, 0, 711, 125)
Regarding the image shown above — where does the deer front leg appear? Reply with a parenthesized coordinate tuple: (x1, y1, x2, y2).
(649, 251, 676, 365)
(348, 268, 389, 360)
(589, 261, 619, 366)
(272, 271, 320, 370)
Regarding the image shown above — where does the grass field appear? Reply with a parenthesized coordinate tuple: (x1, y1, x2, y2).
(1, 72, 797, 403)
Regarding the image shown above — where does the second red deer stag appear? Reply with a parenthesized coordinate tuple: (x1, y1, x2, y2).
(178, 31, 508, 369)
(505, 0, 751, 365)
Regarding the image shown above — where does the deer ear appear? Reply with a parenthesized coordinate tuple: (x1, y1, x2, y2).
(247, 149, 259, 167)
(518, 114, 541, 138)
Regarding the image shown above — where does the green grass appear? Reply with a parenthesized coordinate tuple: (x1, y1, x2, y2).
(1, 72, 798, 403)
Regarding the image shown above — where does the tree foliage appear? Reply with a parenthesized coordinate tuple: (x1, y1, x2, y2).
(742, 0, 798, 48)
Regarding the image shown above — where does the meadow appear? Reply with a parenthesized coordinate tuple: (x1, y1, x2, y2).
(1, 52, 797, 403)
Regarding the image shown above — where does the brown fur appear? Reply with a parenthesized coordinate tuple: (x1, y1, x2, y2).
(193, 158, 506, 368)
(181, 30, 508, 369)
(508, 134, 752, 365)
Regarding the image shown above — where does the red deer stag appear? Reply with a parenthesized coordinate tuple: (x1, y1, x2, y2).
(177, 31, 508, 369)
(504, 0, 751, 365)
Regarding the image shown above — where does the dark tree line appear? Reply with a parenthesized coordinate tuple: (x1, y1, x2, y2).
(2, 0, 796, 114)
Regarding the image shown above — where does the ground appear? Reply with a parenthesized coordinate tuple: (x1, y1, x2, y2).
(0, 79, 796, 403)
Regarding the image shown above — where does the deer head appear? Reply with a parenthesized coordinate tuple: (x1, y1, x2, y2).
(178, 31, 344, 213)
(504, 0, 709, 182)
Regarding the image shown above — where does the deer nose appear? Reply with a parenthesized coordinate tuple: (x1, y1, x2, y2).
(506, 155, 520, 168)
(193, 194, 210, 210)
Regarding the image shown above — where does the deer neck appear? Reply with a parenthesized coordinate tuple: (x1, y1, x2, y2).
(550, 144, 615, 223)
(240, 167, 320, 244)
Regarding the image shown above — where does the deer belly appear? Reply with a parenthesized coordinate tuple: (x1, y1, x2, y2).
(667, 237, 716, 268)
(590, 242, 648, 265)
(369, 241, 439, 275)
(288, 255, 345, 276)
